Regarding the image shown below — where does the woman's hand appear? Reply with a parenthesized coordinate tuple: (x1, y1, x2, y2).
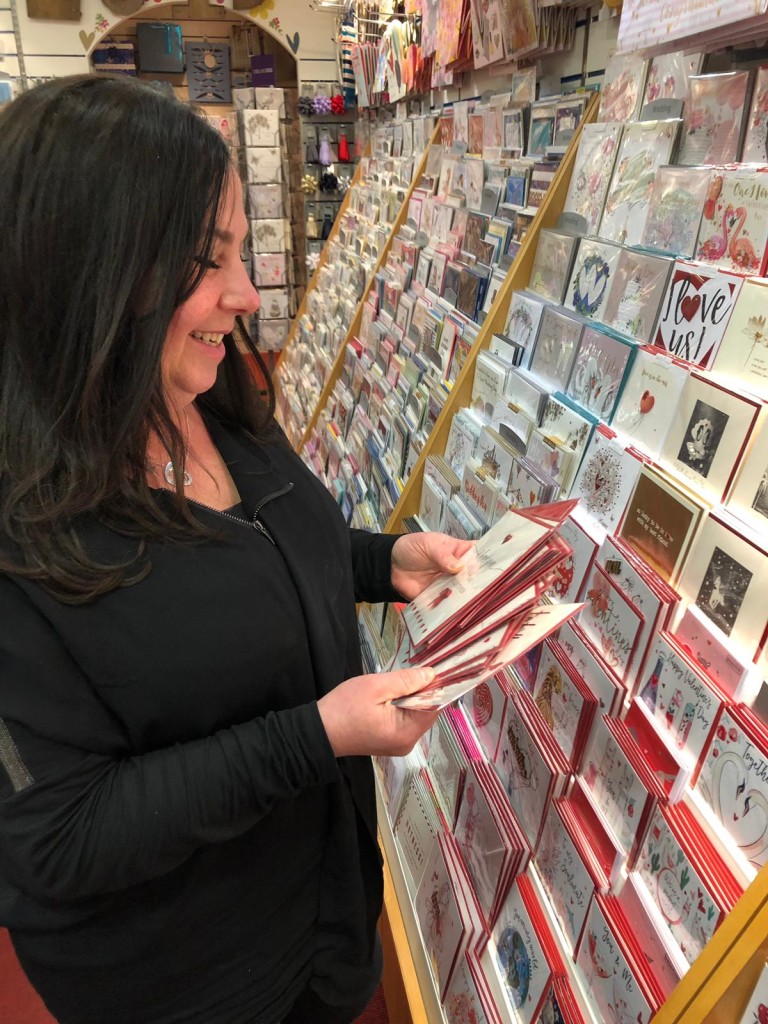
(391, 533, 474, 600)
(318, 667, 440, 757)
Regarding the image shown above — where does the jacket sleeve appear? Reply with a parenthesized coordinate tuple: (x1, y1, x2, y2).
(348, 529, 404, 604)
(0, 579, 341, 903)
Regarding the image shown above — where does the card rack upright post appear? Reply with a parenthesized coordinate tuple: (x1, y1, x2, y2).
(274, 121, 441, 448)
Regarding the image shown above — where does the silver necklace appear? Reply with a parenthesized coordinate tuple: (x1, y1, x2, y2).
(163, 407, 193, 488)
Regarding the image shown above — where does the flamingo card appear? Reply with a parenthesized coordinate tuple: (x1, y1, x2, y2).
(679, 71, 752, 166)
(695, 167, 768, 277)
(651, 259, 744, 369)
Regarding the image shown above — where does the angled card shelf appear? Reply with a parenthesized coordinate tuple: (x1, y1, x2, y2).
(384, 92, 600, 535)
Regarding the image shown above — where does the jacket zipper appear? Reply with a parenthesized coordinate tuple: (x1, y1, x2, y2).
(187, 482, 294, 545)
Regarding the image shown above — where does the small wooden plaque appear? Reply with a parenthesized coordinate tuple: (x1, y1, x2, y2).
(26, 0, 81, 19)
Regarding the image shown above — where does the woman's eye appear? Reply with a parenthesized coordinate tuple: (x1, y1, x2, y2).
(194, 255, 222, 271)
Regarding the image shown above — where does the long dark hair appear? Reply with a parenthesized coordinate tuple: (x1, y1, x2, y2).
(0, 75, 276, 603)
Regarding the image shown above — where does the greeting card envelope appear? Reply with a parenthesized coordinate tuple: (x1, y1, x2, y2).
(659, 372, 761, 505)
(695, 167, 768, 277)
(602, 249, 673, 346)
(564, 123, 623, 237)
(696, 703, 768, 873)
(565, 325, 636, 423)
(641, 165, 712, 259)
(611, 347, 690, 458)
(564, 237, 622, 324)
(569, 427, 645, 537)
(598, 119, 681, 247)
(528, 229, 579, 305)
(547, 513, 599, 605)
(679, 71, 752, 166)
(527, 307, 583, 393)
(652, 258, 744, 369)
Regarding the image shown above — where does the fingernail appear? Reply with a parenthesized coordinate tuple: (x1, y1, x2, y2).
(422, 667, 435, 684)
(449, 561, 462, 572)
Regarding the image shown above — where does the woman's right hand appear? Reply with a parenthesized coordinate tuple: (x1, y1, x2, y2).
(317, 667, 440, 758)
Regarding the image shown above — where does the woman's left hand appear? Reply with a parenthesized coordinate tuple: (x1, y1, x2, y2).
(391, 533, 474, 601)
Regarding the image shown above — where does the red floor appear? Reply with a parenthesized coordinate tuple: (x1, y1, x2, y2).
(0, 929, 388, 1024)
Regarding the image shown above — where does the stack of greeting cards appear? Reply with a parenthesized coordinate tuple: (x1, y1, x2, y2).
(530, 638, 599, 769)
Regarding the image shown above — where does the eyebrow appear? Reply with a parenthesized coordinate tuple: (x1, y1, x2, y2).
(213, 227, 250, 246)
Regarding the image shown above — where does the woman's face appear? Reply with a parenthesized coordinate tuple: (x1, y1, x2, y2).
(161, 170, 260, 409)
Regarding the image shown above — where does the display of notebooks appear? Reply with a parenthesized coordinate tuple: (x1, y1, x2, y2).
(695, 167, 768, 277)
(564, 123, 623, 236)
(696, 702, 768, 871)
(564, 236, 623, 323)
(742, 65, 768, 162)
(527, 229, 579, 305)
(565, 325, 636, 422)
(611, 347, 690, 458)
(602, 248, 673, 345)
(640, 165, 712, 258)
(504, 291, 547, 358)
(527, 306, 584, 393)
(598, 119, 681, 247)
(677, 510, 768, 657)
(713, 278, 768, 399)
(679, 71, 752, 166)
(651, 258, 744, 369)
(569, 427, 645, 536)
(618, 464, 704, 587)
(598, 51, 648, 123)
(659, 371, 761, 505)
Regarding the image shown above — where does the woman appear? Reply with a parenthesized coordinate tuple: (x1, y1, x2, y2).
(0, 76, 469, 1024)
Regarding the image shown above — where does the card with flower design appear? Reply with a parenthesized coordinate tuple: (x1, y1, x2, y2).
(679, 71, 752, 166)
(659, 372, 761, 504)
(565, 123, 623, 236)
(575, 895, 656, 1024)
(602, 249, 672, 345)
(696, 703, 768, 872)
(504, 291, 547, 358)
(580, 564, 645, 682)
(713, 278, 768, 400)
(677, 511, 768, 657)
(617, 466, 703, 585)
(642, 52, 703, 109)
(641, 166, 712, 258)
(695, 167, 768, 277)
(443, 953, 493, 1024)
(564, 237, 623, 324)
(652, 259, 744, 369)
(547, 513, 599, 605)
(569, 428, 645, 535)
(565, 325, 637, 422)
(528, 229, 579, 305)
(598, 52, 649, 123)
(470, 0, 505, 68)
(743, 66, 768, 162)
(598, 119, 681, 247)
(737, 962, 768, 1024)
(612, 347, 690, 458)
(527, 306, 584, 393)
(726, 411, 768, 537)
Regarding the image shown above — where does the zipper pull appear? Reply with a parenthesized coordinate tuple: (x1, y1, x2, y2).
(253, 518, 276, 545)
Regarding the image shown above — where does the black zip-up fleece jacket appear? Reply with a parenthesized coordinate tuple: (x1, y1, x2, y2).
(0, 415, 400, 1024)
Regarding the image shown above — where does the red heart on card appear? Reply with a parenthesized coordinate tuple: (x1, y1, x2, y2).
(639, 390, 655, 414)
(680, 294, 701, 321)
(758, 1005, 768, 1024)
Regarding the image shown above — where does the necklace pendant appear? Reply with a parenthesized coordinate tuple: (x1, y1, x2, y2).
(164, 461, 193, 488)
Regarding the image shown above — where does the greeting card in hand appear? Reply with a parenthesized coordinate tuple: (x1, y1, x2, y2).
(618, 466, 703, 585)
(659, 372, 761, 505)
(679, 71, 752, 166)
(565, 325, 636, 422)
(602, 249, 673, 345)
(598, 119, 680, 246)
(677, 511, 768, 655)
(652, 258, 743, 369)
(641, 166, 712, 258)
(569, 427, 644, 536)
(565, 123, 623, 236)
(742, 66, 768, 162)
(695, 167, 768, 277)
(611, 348, 689, 458)
(528, 229, 579, 305)
(504, 291, 547, 358)
(527, 306, 584, 393)
(564, 237, 622, 323)
(712, 278, 768, 400)
(598, 52, 648, 123)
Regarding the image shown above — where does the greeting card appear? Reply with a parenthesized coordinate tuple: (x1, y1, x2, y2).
(580, 564, 645, 682)
(532, 639, 593, 765)
(547, 514, 599, 605)
(659, 372, 761, 504)
(535, 802, 596, 954)
(527, 101, 557, 157)
(569, 428, 644, 536)
(528, 229, 579, 305)
(565, 325, 636, 422)
(598, 52, 648, 123)
(558, 620, 626, 719)
(612, 348, 690, 459)
(443, 953, 493, 1024)
(504, 291, 547, 358)
(641, 166, 712, 258)
(679, 71, 752, 166)
(726, 412, 768, 537)
(564, 237, 622, 323)
(737, 962, 768, 1024)
(742, 66, 768, 162)
(564, 123, 623, 236)
(713, 278, 768, 400)
(695, 167, 768, 276)
(463, 674, 509, 762)
(488, 879, 553, 1024)
(598, 119, 680, 247)
(652, 259, 743, 369)
(470, 0, 505, 68)
(642, 52, 703, 108)
(527, 307, 584, 392)
(415, 832, 473, 998)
